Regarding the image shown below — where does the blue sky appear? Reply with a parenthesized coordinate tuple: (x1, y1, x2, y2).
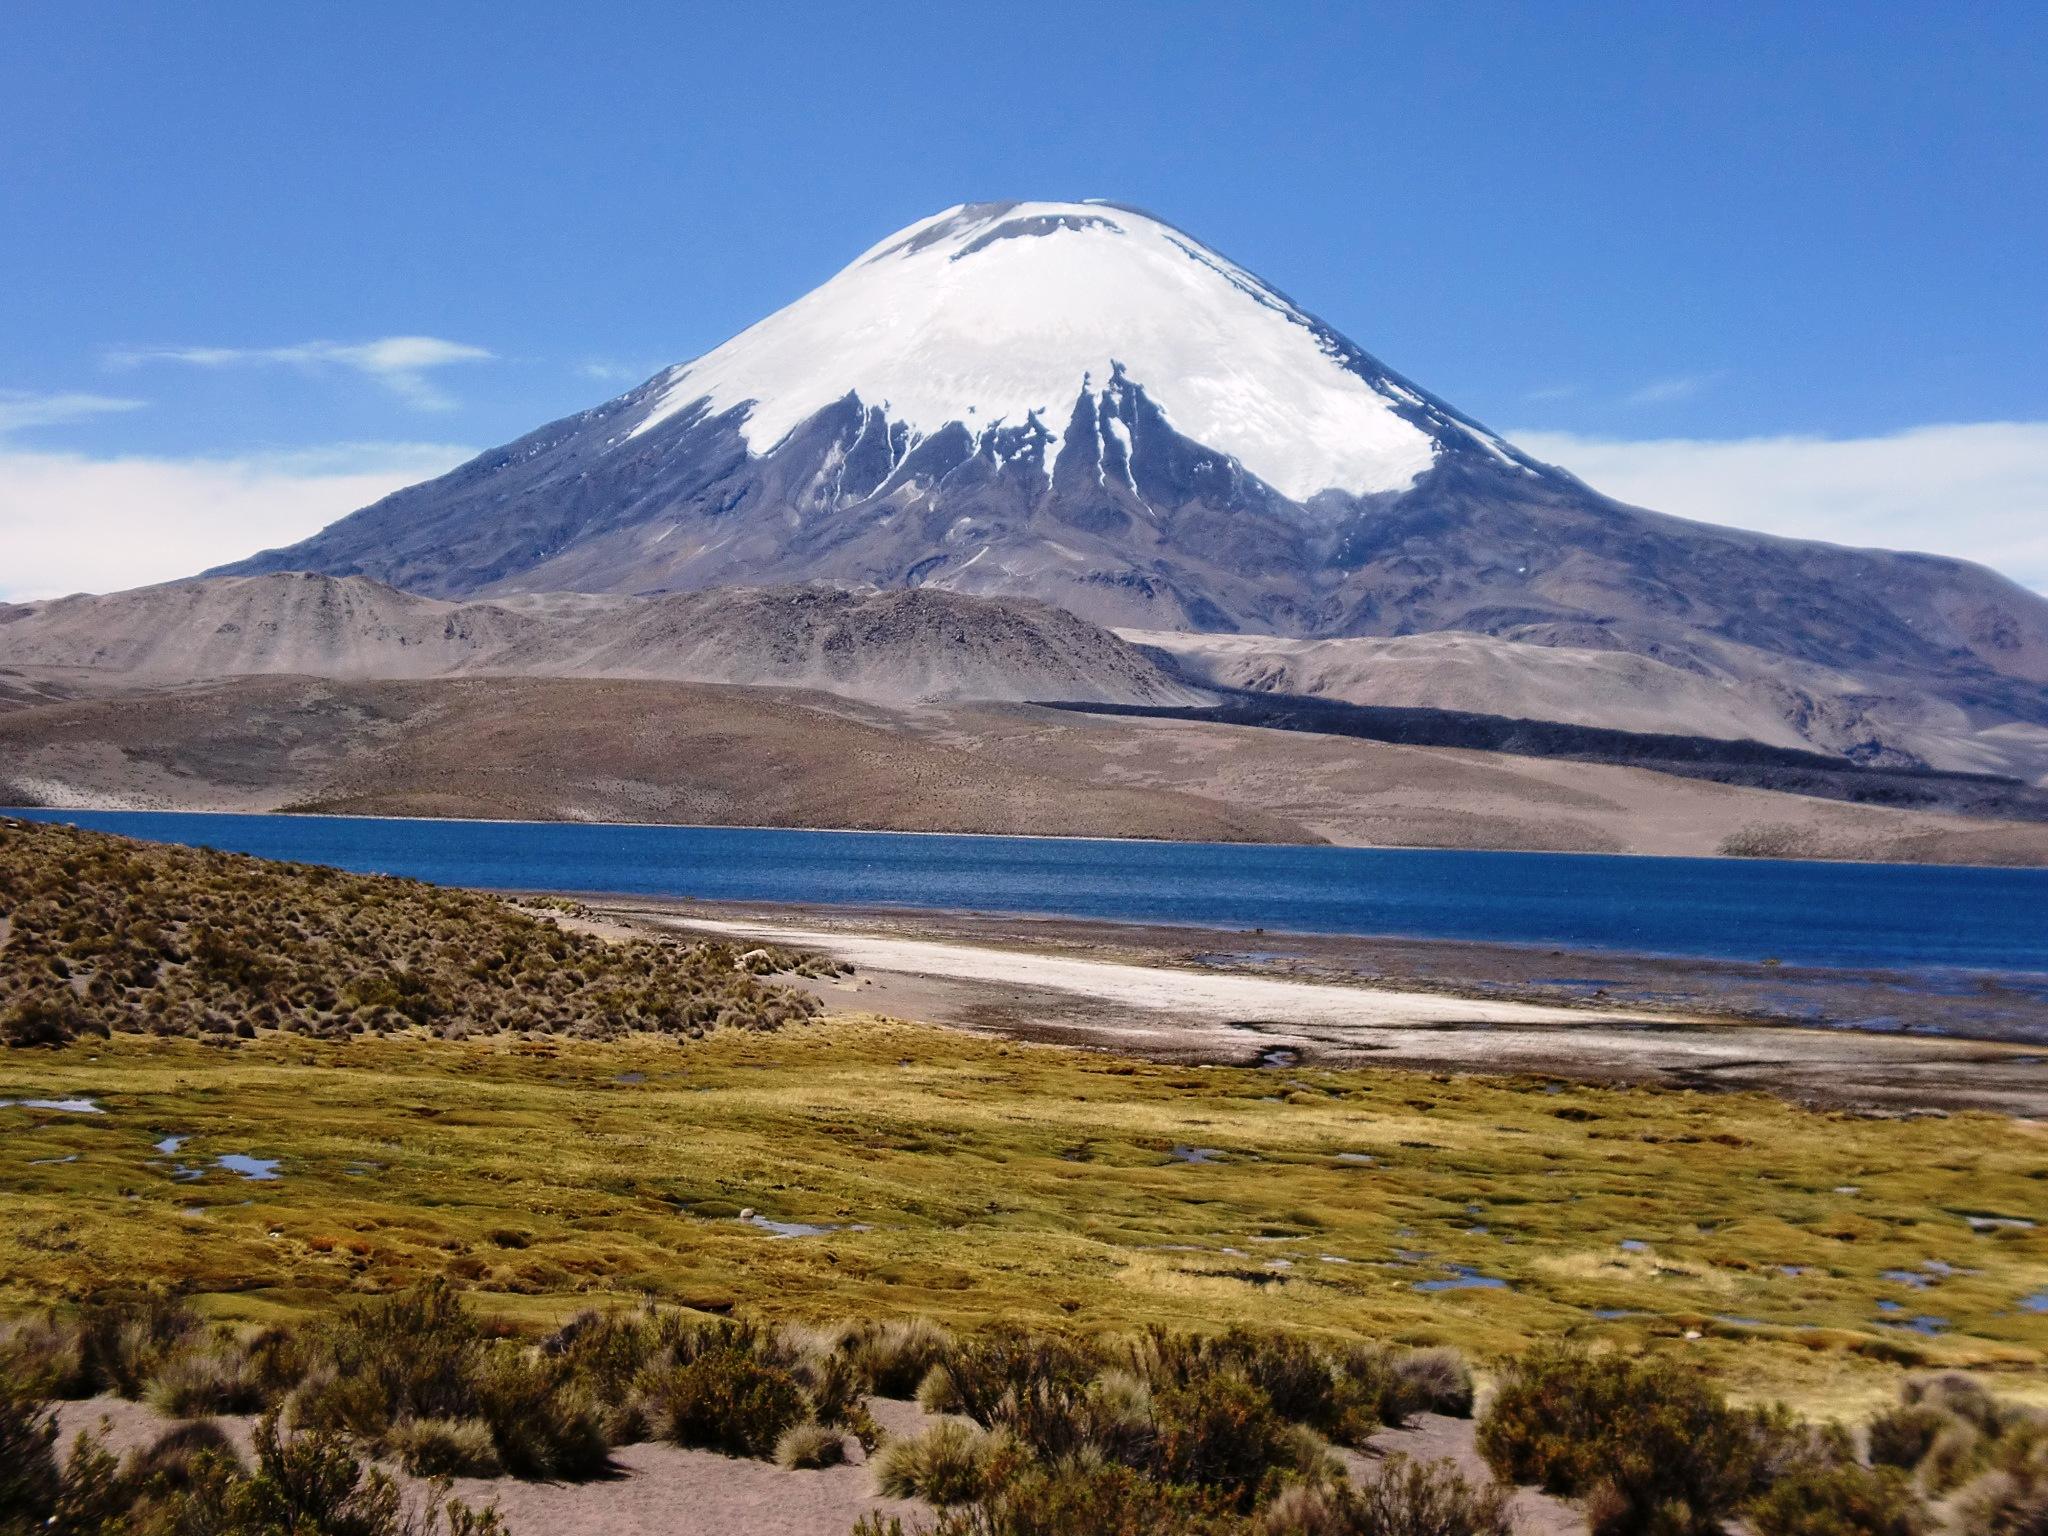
(3, 2, 2045, 596)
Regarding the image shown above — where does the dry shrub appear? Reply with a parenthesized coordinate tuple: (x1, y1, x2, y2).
(872, 1420, 1010, 1506)
(127, 1417, 247, 1493)
(644, 1343, 807, 1460)
(774, 1419, 848, 1470)
(1477, 1347, 1758, 1536)
(384, 1416, 505, 1479)
(1745, 1461, 1926, 1536)
(1259, 1455, 1511, 1536)
(148, 1332, 266, 1416)
(846, 1317, 955, 1397)
(1390, 1350, 1474, 1421)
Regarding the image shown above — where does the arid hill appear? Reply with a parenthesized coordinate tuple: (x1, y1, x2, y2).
(4, 674, 2045, 865)
(0, 573, 1204, 708)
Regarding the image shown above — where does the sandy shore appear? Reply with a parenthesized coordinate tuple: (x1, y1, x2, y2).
(679, 917, 1649, 1029)
(599, 901, 2048, 1117)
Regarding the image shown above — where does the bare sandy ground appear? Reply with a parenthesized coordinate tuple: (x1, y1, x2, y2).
(53, 1397, 1585, 1536)
(619, 906, 2048, 1117)
(679, 917, 1651, 1029)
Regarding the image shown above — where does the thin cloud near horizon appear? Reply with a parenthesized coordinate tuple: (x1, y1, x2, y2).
(106, 335, 495, 411)
(1512, 421, 2048, 593)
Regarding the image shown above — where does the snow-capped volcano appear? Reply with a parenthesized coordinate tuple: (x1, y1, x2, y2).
(626, 200, 1503, 502)
(213, 198, 2048, 779)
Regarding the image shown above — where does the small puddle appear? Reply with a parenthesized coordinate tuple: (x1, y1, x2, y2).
(1334, 1152, 1375, 1166)
(614, 1072, 646, 1086)
(737, 1212, 868, 1239)
(153, 1136, 188, 1154)
(1415, 1265, 1509, 1294)
(1880, 1269, 1935, 1289)
(1964, 1213, 2036, 1232)
(0, 1097, 103, 1114)
(1255, 1048, 1301, 1070)
(1169, 1146, 1226, 1165)
(218, 1154, 280, 1181)
(2020, 1292, 2048, 1313)
(1620, 1239, 1650, 1254)
(28, 1153, 79, 1165)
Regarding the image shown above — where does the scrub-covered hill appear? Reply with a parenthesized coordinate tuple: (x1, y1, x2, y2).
(0, 816, 826, 1046)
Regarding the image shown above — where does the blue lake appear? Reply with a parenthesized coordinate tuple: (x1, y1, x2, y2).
(9, 809, 2048, 974)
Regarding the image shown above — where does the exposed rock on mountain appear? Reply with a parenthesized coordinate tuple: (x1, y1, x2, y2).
(201, 200, 2048, 779)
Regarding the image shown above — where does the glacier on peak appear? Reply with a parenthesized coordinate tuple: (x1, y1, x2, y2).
(628, 200, 1464, 502)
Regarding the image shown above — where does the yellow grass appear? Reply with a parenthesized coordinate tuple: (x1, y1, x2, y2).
(3, 1019, 2044, 1417)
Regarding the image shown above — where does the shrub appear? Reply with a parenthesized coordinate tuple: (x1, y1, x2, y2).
(73, 1291, 204, 1399)
(149, 1334, 265, 1416)
(151, 1413, 510, 1536)
(294, 1279, 482, 1435)
(788, 1344, 880, 1452)
(965, 1457, 1244, 1536)
(847, 1318, 955, 1397)
(1083, 1369, 1159, 1465)
(127, 1418, 246, 1493)
(1153, 1371, 1307, 1510)
(384, 1417, 505, 1479)
(773, 1420, 847, 1470)
(872, 1420, 1009, 1506)
(1258, 1454, 1512, 1536)
(0, 1387, 63, 1529)
(469, 1353, 608, 1481)
(645, 1345, 806, 1459)
(0, 1315, 87, 1399)
(1744, 1462, 1925, 1536)
(1866, 1406, 1949, 1472)
(939, 1328, 1102, 1447)
(1476, 1348, 1757, 1536)
(1390, 1350, 1475, 1421)
(1951, 1461, 2048, 1536)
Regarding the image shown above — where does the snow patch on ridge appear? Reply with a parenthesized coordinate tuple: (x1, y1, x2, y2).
(631, 201, 1441, 502)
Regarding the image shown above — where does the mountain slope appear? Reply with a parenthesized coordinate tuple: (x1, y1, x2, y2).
(0, 572, 1204, 707)
(207, 199, 2048, 775)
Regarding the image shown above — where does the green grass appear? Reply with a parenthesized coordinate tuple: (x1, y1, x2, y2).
(4, 1020, 2043, 1415)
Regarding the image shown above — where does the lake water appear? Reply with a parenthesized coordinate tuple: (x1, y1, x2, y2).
(9, 809, 2048, 974)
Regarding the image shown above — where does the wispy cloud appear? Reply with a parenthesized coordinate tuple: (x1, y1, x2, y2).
(1511, 421, 2048, 593)
(108, 335, 494, 410)
(1625, 371, 1724, 406)
(0, 390, 146, 434)
(0, 441, 472, 601)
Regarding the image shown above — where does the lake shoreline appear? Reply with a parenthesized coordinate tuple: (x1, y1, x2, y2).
(582, 896, 2048, 1118)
